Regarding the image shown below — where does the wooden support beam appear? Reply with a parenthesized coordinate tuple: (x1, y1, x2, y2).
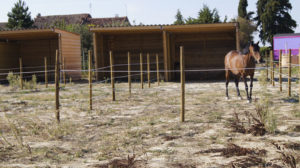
(279, 50, 282, 92)
(236, 23, 240, 51)
(288, 49, 291, 97)
(180, 46, 185, 122)
(110, 51, 115, 101)
(163, 31, 169, 81)
(55, 49, 60, 123)
(128, 52, 131, 96)
(89, 50, 93, 110)
(93, 33, 99, 81)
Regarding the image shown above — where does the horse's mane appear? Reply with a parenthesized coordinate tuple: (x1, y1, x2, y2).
(241, 43, 250, 55)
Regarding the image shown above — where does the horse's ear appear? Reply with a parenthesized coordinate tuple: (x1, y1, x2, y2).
(256, 41, 259, 45)
(250, 41, 254, 46)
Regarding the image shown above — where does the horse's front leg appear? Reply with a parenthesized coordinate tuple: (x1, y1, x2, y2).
(249, 74, 254, 100)
(243, 76, 249, 100)
(234, 76, 241, 99)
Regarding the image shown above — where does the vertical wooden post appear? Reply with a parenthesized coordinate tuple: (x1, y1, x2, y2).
(63, 57, 66, 85)
(163, 31, 169, 82)
(19, 57, 23, 90)
(55, 49, 60, 123)
(156, 54, 160, 86)
(298, 48, 300, 104)
(279, 50, 282, 92)
(44, 56, 48, 88)
(147, 53, 150, 88)
(128, 52, 131, 96)
(140, 53, 144, 89)
(270, 51, 274, 86)
(288, 49, 291, 97)
(89, 50, 92, 110)
(180, 46, 185, 122)
(110, 51, 115, 101)
(265, 50, 268, 81)
(93, 33, 99, 81)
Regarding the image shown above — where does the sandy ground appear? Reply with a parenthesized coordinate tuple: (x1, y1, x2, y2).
(0, 72, 299, 168)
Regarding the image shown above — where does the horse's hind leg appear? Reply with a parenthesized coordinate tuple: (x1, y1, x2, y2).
(243, 76, 250, 101)
(234, 76, 241, 99)
(225, 70, 229, 99)
(249, 74, 254, 101)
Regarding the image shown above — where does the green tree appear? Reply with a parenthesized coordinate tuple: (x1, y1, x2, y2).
(238, 0, 254, 20)
(174, 9, 185, 25)
(197, 5, 220, 23)
(237, 17, 256, 49)
(185, 17, 198, 24)
(238, 0, 248, 18)
(7, 0, 34, 29)
(256, 0, 296, 45)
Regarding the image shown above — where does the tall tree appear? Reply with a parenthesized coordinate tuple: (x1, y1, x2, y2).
(198, 5, 220, 23)
(238, 0, 248, 19)
(7, 0, 34, 29)
(174, 9, 185, 25)
(256, 0, 296, 45)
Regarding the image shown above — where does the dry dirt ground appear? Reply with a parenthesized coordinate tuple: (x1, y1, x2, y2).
(0, 72, 299, 168)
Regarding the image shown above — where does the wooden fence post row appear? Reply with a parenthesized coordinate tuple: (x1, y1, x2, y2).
(180, 46, 185, 122)
(44, 56, 48, 88)
(299, 48, 300, 104)
(288, 49, 291, 97)
(140, 53, 144, 89)
(279, 50, 282, 92)
(128, 52, 131, 96)
(89, 50, 93, 110)
(110, 51, 115, 101)
(19, 57, 23, 90)
(270, 51, 275, 86)
(147, 53, 150, 88)
(55, 49, 60, 123)
(156, 54, 160, 86)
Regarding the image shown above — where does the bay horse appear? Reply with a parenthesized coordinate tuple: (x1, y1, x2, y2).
(224, 41, 261, 102)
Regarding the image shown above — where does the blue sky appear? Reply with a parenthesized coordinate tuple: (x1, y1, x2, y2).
(1, 0, 300, 45)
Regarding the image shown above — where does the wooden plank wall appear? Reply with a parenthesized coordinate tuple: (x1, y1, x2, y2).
(60, 32, 81, 80)
(173, 32, 236, 80)
(96, 33, 164, 81)
(20, 39, 58, 81)
(0, 42, 19, 80)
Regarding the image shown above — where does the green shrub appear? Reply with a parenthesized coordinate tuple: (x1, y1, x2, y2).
(6, 72, 20, 89)
(24, 74, 37, 90)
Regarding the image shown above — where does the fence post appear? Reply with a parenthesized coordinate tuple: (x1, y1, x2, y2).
(140, 53, 144, 89)
(265, 50, 268, 81)
(110, 51, 115, 101)
(19, 57, 23, 90)
(147, 53, 150, 88)
(63, 57, 66, 86)
(128, 52, 131, 96)
(180, 46, 185, 122)
(288, 49, 291, 97)
(44, 56, 48, 88)
(270, 51, 275, 86)
(279, 50, 282, 92)
(89, 50, 92, 110)
(55, 49, 60, 123)
(156, 54, 160, 86)
(298, 48, 300, 104)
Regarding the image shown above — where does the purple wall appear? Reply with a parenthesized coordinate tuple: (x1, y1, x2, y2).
(273, 35, 300, 60)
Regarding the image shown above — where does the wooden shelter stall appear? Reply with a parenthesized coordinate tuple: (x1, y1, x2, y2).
(0, 28, 81, 81)
(91, 23, 238, 81)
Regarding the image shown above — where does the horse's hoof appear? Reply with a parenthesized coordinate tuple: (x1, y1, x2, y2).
(238, 96, 242, 100)
(225, 97, 230, 100)
(248, 99, 252, 103)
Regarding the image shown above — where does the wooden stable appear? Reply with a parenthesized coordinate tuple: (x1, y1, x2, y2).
(91, 23, 239, 81)
(0, 28, 81, 81)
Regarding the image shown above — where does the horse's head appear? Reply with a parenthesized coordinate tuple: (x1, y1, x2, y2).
(249, 41, 261, 63)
